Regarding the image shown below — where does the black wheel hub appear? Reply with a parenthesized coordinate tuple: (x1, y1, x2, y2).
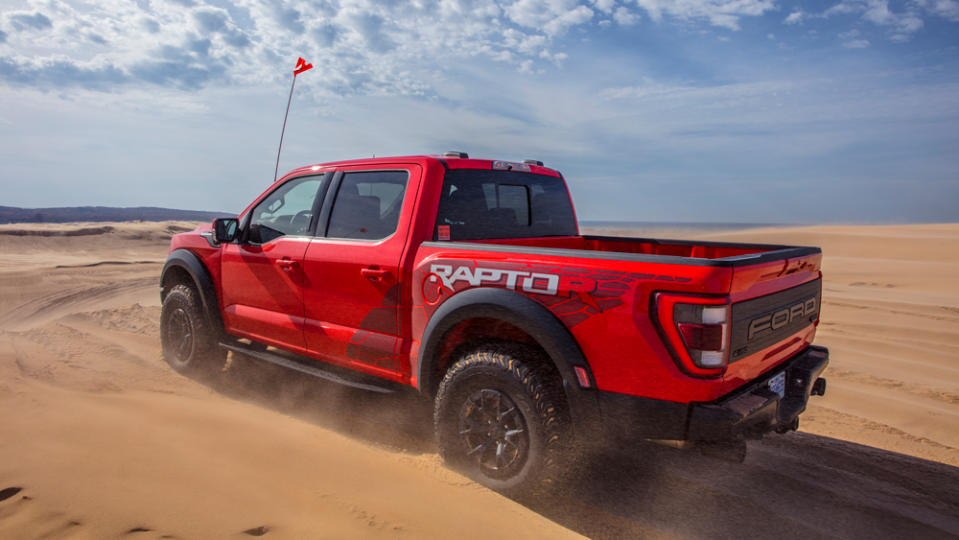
(458, 389, 529, 478)
(165, 307, 194, 364)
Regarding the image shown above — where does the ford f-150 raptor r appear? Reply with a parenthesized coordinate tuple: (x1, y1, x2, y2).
(160, 152, 828, 494)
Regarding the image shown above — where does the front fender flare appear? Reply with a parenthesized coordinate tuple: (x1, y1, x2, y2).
(160, 249, 223, 334)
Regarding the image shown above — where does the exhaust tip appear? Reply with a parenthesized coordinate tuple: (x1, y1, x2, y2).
(811, 377, 827, 396)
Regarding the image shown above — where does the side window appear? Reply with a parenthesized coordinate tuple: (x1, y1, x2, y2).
(248, 176, 324, 243)
(327, 171, 409, 240)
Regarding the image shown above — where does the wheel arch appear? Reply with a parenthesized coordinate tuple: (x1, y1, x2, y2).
(418, 287, 601, 440)
(160, 249, 224, 334)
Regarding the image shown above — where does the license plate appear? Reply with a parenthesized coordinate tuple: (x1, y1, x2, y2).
(768, 372, 786, 398)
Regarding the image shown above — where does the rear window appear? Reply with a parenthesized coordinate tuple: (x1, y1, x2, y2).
(436, 169, 577, 240)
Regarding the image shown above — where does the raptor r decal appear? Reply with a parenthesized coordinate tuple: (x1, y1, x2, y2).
(428, 264, 560, 295)
(415, 260, 654, 328)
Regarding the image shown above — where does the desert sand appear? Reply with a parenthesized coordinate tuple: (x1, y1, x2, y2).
(0, 221, 957, 539)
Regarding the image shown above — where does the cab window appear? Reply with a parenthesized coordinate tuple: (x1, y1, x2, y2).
(327, 171, 409, 240)
(436, 170, 576, 240)
(248, 176, 324, 243)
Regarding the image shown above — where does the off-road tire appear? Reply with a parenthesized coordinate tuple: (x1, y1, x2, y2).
(434, 343, 571, 496)
(160, 284, 225, 377)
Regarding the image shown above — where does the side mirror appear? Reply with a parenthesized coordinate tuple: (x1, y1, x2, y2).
(213, 218, 238, 244)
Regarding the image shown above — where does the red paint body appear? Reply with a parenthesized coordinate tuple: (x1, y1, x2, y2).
(170, 155, 822, 406)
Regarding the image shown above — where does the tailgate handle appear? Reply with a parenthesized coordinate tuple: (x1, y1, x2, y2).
(782, 258, 809, 276)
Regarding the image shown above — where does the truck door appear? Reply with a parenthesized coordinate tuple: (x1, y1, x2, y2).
(302, 164, 420, 378)
(220, 174, 328, 351)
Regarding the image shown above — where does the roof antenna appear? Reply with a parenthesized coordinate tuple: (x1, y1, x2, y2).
(274, 57, 313, 183)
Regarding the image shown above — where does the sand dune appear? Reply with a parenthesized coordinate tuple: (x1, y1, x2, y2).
(1, 221, 957, 538)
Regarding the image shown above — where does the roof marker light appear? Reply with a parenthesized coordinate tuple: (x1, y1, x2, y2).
(492, 160, 531, 172)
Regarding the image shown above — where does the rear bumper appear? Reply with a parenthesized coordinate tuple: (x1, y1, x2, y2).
(686, 345, 829, 441)
(588, 345, 829, 445)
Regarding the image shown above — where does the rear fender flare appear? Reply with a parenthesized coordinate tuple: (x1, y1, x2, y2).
(417, 287, 600, 439)
(160, 249, 223, 334)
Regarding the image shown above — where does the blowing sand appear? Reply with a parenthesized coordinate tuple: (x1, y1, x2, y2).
(0, 221, 957, 539)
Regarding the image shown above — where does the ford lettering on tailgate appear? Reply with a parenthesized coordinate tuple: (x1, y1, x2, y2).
(729, 279, 822, 363)
(747, 297, 818, 342)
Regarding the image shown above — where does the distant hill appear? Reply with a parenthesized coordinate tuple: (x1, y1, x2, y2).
(0, 206, 232, 224)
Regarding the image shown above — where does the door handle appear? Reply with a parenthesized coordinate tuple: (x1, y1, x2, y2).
(276, 258, 298, 271)
(361, 267, 390, 282)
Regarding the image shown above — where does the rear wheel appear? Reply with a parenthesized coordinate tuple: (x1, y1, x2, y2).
(160, 284, 225, 377)
(434, 343, 570, 496)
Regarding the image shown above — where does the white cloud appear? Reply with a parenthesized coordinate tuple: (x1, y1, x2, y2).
(823, 0, 925, 37)
(0, 0, 604, 95)
(784, 10, 804, 24)
(918, 0, 959, 21)
(843, 38, 871, 47)
(599, 79, 795, 103)
(504, 0, 595, 37)
(635, 0, 775, 30)
(862, 0, 924, 32)
(613, 6, 639, 25)
(590, 0, 617, 14)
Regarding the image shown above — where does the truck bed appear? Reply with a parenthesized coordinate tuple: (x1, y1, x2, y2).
(416, 232, 823, 402)
(463, 234, 821, 267)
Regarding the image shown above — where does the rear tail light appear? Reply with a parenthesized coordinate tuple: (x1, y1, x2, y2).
(654, 293, 731, 377)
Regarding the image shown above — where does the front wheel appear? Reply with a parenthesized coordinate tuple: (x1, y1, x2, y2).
(433, 343, 571, 496)
(160, 284, 225, 377)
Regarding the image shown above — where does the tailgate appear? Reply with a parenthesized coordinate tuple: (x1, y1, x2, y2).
(723, 251, 823, 390)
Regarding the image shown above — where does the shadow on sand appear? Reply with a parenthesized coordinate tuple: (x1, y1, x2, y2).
(203, 354, 959, 540)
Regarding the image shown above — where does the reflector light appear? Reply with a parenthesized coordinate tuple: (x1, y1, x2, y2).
(573, 365, 591, 388)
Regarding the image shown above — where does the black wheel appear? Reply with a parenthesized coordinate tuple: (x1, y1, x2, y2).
(160, 284, 225, 377)
(434, 343, 570, 496)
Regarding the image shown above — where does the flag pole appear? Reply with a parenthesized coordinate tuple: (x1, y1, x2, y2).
(274, 74, 296, 183)
(274, 57, 313, 183)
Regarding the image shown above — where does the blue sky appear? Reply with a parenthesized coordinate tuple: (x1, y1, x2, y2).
(0, 0, 957, 223)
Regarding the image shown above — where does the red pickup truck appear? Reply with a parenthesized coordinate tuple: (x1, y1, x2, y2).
(160, 152, 828, 494)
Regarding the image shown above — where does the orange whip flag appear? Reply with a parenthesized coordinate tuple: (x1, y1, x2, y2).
(275, 57, 313, 182)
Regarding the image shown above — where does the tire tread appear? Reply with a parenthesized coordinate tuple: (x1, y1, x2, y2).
(434, 342, 570, 495)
